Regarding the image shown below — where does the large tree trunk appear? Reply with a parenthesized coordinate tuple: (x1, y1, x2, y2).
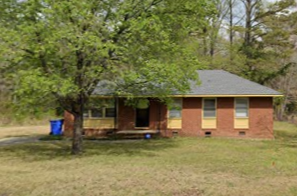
(202, 27, 208, 56)
(229, 0, 233, 62)
(72, 112, 83, 154)
(71, 93, 85, 155)
(72, 47, 85, 155)
(244, 0, 252, 48)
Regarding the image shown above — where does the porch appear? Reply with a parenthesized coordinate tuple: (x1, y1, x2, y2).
(116, 129, 159, 139)
(82, 129, 160, 139)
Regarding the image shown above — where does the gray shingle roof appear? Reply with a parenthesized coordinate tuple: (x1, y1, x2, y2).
(185, 70, 281, 96)
(93, 70, 282, 96)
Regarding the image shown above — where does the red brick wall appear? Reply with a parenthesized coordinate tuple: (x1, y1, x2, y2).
(214, 97, 236, 137)
(117, 99, 135, 130)
(249, 97, 274, 138)
(63, 111, 74, 137)
(179, 97, 274, 138)
(179, 97, 202, 137)
(63, 97, 274, 139)
(148, 99, 167, 130)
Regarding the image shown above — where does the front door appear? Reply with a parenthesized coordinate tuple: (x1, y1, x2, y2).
(135, 107, 150, 128)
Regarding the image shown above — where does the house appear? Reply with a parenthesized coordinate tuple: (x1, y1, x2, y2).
(64, 70, 282, 139)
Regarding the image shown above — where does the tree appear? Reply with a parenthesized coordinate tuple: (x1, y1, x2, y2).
(198, 0, 296, 82)
(238, 0, 295, 83)
(0, 0, 213, 154)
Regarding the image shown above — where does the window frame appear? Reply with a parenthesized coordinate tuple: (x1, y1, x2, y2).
(83, 99, 116, 119)
(168, 98, 183, 119)
(202, 98, 217, 118)
(234, 98, 249, 118)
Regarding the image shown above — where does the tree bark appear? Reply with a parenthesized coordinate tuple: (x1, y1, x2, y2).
(71, 92, 85, 155)
(244, 0, 252, 48)
(72, 111, 83, 154)
(202, 27, 208, 56)
(229, 0, 233, 62)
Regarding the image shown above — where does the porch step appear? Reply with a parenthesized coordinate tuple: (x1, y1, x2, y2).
(115, 130, 159, 139)
(116, 130, 159, 134)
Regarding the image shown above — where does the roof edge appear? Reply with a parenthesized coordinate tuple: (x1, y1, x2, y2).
(91, 94, 283, 98)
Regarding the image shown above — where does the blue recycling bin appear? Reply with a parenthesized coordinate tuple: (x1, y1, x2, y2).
(50, 119, 64, 135)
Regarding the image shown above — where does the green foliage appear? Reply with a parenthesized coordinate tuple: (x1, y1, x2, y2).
(193, 0, 296, 85)
(0, 0, 213, 115)
(237, 0, 295, 83)
(0, 0, 215, 153)
(85, 98, 115, 109)
(125, 98, 150, 109)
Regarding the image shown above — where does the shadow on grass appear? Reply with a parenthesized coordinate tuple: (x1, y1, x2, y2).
(275, 129, 297, 140)
(0, 138, 179, 162)
(2, 134, 47, 139)
(274, 129, 297, 148)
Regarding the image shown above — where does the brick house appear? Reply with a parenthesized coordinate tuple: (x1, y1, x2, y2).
(64, 70, 282, 139)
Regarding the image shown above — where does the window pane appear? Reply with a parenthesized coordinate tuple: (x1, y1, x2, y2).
(172, 99, 182, 109)
(83, 110, 90, 118)
(204, 99, 215, 108)
(169, 109, 181, 118)
(235, 98, 248, 117)
(236, 108, 248, 117)
(204, 109, 216, 117)
(236, 99, 248, 108)
(169, 98, 182, 118)
(91, 109, 103, 118)
(203, 99, 216, 117)
(105, 108, 116, 117)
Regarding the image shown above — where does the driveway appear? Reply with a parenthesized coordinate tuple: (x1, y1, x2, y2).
(0, 125, 49, 146)
(0, 136, 41, 146)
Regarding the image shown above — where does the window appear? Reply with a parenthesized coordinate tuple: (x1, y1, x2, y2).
(235, 98, 249, 117)
(91, 108, 103, 118)
(169, 98, 182, 118)
(83, 110, 90, 118)
(105, 108, 116, 118)
(205, 131, 212, 137)
(203, 98, 216, 118)
(84, 99, 116, 118)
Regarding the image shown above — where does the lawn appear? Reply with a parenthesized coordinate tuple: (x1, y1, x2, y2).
(0, 122, 297, 196)
(0, 125, 48, 139)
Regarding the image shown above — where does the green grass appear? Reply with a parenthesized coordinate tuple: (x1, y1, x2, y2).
(39, 135, 65, 141)
(0, 122, 297, 196)
(0, 125, 49, 139)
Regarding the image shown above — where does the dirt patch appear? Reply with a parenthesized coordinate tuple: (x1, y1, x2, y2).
(0, 125, 49, 139)
(0, 137, 40, 146)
